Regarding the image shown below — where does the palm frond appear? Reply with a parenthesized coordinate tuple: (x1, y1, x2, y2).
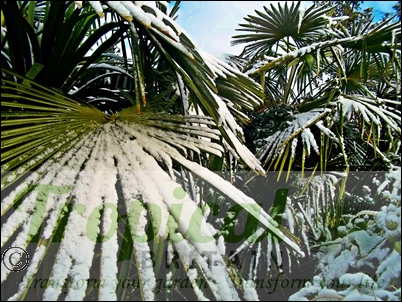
(1, 58, 302, 301)
(232, 1, 333, 59)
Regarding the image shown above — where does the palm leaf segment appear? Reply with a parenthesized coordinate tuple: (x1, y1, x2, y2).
(1, 1, 304, 300)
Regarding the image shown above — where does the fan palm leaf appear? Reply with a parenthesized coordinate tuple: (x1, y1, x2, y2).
(232, 1, 333, 59)
(1, 74, 303, 300)
(1, 1, 304, 300)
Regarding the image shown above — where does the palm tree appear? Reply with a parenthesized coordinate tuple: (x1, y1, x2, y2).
(1, 1, 303, 301)
(231, 1, 401, 174)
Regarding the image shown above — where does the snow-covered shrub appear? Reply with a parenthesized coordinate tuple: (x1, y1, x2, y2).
(290, 167, 401, 301)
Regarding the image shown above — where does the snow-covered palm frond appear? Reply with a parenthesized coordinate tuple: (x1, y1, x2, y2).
(107, 0, 265, 173)
(256, 108, 333, 174)
(255, 91, 401, 173)
(334, 95, 401, 133)
(2, 122, 284, 300)
(248, 9, 400, 76)
(250, 36, 363, 76)
(334, 94, 401, 163)
(1, 7, 300, 296)
(1, 119, 304, 300)
(38, 1, 265, 174)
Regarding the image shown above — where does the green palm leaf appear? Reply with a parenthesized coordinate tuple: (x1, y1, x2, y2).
(232, 1, 333, 59)
(1, 2, 304, 300)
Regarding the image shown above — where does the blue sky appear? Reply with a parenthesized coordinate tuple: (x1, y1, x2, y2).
(171, 1, 398, 59)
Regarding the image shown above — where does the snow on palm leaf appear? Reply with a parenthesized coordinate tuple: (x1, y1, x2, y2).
(84, 0, 266, 174)
(256, 92, 401, 172)
(333, 95, 401, 133)
(1, 21, 300, 301)
(1, 122, 303, 301)
(233, 1, 401, 173)
(256, 108, 331, 172)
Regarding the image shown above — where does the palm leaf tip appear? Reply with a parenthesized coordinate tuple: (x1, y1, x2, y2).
(88, 1, 104, 17)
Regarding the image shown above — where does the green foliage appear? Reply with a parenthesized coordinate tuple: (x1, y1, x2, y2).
(231, 0, 401, 174)
(1, 1, 401, 300)
(226, 3, 402, 299)
(1, 2, 299, 301)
